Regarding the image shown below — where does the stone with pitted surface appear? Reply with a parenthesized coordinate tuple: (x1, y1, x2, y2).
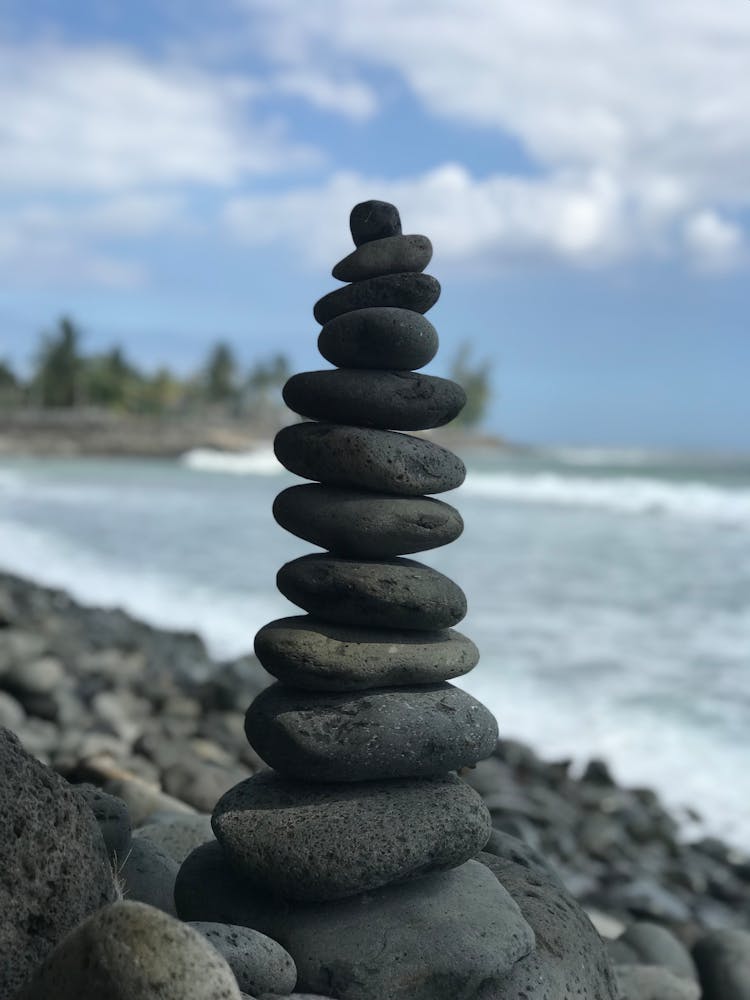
(318, 307, 438, 370)
(314, 272, 440, 326)
(333, 234, 432, 282)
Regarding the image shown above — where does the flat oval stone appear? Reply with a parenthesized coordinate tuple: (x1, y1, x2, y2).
(313, 273, 440, 325)
(274, 423, 465, 496)
(254, 616, 479, 690)
(211, 770, 490, 901)
(282, 370, 465, 431)
(273, 486, 463, 557)
(318, 307, 438, 370)
(349, 200, 402, 246)
(277, 553, 466, 630)
(245, 682, 498, 782)
(333, 234, 432, 282)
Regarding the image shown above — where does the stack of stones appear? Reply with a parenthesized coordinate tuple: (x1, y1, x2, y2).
(177, 202, 538, 998)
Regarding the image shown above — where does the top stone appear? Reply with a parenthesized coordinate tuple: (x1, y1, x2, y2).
(350, 200, 402, 246)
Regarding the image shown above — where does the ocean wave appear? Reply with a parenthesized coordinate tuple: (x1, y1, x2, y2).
(180, 447, 282, 476)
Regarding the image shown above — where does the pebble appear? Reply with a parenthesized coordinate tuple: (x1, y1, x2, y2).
(273, 486, 463, 557)
(621, 921, 698, 980)
(615, 964, 701, 1000)
(333, 233, 432, 282)
(693, 928, 750, 1000)
(314, 272, 440, 325)
(349, 199, 402, 245)
(274, 422, 465, 495)
(135, 812, 214, 865)
(276, 553, 467, 630)
(318, 306, 438, 370)
(254, 615, 478, 690)
(176, 848, 534, 1000)
(0, 688, 25, 728)
(282, 369, 465, 430)
(245, 682, 498, 782)
(210, 770, 491, 901)
(188, 922, 297, 997)
(102, 771, 198, 827)
(162, 757, 251, 813)
(119, 835, 179, 916)
(15, 900, 242, 1000)
(73, 783, 132, 863)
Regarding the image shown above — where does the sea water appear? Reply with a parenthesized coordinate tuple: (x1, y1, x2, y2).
(0, 447, 748, 847)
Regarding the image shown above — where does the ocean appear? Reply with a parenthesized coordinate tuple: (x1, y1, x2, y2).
(1, 445, 748, 847)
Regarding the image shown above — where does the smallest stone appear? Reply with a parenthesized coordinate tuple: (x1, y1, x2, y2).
(350, 200, 402, 246)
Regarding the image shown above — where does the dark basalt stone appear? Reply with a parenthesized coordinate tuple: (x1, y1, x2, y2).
(313, 272, 440, 325)
(282, 370, 465, 430)
(274, 422, 465, 496)
(254, 616, 479, 690)
(318, 307, 438, 370)
(211, 771, 491, 902)
(349, 199, 402, 246)
(273, 486, 463, 557)
(693, 929, 750, 1000)
(245, 682, 498, 783)
(276, 553, 467, 630)
(333, 234, 432, 282)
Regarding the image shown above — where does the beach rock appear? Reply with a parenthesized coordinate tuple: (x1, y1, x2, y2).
(349, 199, 402, 245)
(621, 921, 698, 980)
(333, 233, 432, 282)
(615, 964, 701, 1000)
(135, 812, 214, 865)
(73, 782, 132, 863)
(314, 272, 440, 325)
(273, 486, 463, 558)
(275, 422, 465, 495)
(211, 770, 490, 901)
(245, 682, 497, 782)
(0, 727, 117, 997)
(162, 756, 251, 813)
(4, 654, 65, 695)
(605, 877, 692, 923)
(254, 616, 478, 690)
(15, 900, 242, 1000)
(0, 688, 25, 728)
(318, 307, 438, 370)
(693, 928, 750, 999)
(282, 369, 465, 431)
(276, 553, 466, 630)
(120, 834, 179, 916)
(189, 923, 296, 997)
(101, 770, 197, 826)
(482, 827, 567, 889)
(177, 847, 534, 1000)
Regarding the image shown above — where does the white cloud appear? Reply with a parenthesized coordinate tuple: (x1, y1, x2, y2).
(270, 70, 378, 121)
(684, 211, 744, 272)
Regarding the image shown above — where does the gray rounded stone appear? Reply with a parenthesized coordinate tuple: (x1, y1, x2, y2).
(276, 553, 467, 630)
(119, 835, 179, 917)
(245, 682, 498, 782)
(275, 423, 465, 495)
(15, 900, 242, 1000)
(333, 234, 432, 282)
(273, 486, 463, 558)
(615, 965, 700, 1000)
(176, 848, 535, 1000)
(318, 307, 438, 370)
(621, 921, 697, 981)
(349, 199, 402, 246)
(313, 272, 440, 325)
(134, 813, 214, 865)
(282, 370, 465, 430)
(254, 616, 478, 691)
(693, 929, 750, 1000)
(188, 922, 296, 996)
(73, 783, 132, 864)
(211, 770, 491, 901)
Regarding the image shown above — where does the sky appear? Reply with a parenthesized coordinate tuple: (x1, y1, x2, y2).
(0, 0, 749, 451)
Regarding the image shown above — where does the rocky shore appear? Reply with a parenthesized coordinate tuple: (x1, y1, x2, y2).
(1, 569, 749, 997)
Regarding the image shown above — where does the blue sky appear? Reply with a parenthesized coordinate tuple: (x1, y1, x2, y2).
(1, 0, 749, 450)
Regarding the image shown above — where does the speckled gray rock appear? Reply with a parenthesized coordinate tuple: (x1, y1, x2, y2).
(73, 783, 132, 863)
(277, 553, 466, 630)
(245, 682, 498, 782)
(478, 851, 619, 999)
(481, 827, 567, 889)
(275, 423, 465, 495)
(16, 900, 242, 1000)
(134, 813, 214, 865)
(333, 234, 432, 282)
(120, 835, 179, 916)
(273, 486, 463, 558)
(188, 923, 296, 997)
(615, 965, 701, 1000)
(254, 616, 478, 691)
(211, 770, 491, 901)
(282, 370, 465, 430)
(0, 728, 117, 997)
(693, 929, 750, 1000)
(349, 199, 402, 246)
(318, 307, 438, 370)
(621, 921, 697, 981)
(177, 848, 533, 1000)
(314, 273, 440, 325)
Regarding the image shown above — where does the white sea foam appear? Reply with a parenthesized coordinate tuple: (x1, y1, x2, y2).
(181, 446, 282, 476)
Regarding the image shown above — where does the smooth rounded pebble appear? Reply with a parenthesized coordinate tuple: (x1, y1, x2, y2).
(693, 929, 750, 1000)
(120, 835, 179, 917)
(615, 964, 700, 1000)
(177, 848, 533, 1000)
(333, 234, 432, 282)
(15, 900, 242, 1000)
(313, 273, 440, 325)
(318, 307, 438, 370)
(254, 615, 478, 691)
(277, 553, 466, 630)
(282, 370, 465, 430)
(245, 682, 498, 782)
(349, 199, 402, 246)
(73, 783, 132, 863)
(211, 770, 491, 901)
(621, 921, 697, 981)
(275, 423, 465, 496)
(188, 923, 296, 996)
(273, 486, 463, 558)
(134, 813, 214, 865)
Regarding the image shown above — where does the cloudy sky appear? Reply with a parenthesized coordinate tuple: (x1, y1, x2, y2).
(1, 0, 748, 450)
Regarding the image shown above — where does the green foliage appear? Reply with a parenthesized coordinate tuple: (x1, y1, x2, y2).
(450, 341, 492, 428)
(83, 347, 140, 409)
(0, 359, 18, 390)
(246, 353, 290, 391)
(204, 342, 238, 402)
(33, 317, 83, 407)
